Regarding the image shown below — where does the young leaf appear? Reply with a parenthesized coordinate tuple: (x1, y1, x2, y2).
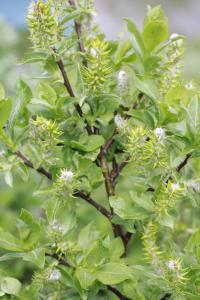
(143, 6, 169, 51)
(124, 18, 146, 54)
(95, 262, 133, 285)
(0, 97, 12, 128)
(1, 277, 21, 296)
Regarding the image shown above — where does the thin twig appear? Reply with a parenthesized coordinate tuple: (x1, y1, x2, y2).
(147, 153, 192, 193)
(111, 158, 129, 188)
(73, 190, 112, 220)
(176, 153, 192, 172)
(15, 151, 111, 221)
(107, 285, 131, 300)
(52, 48, 92, 135)
(68, 0, 88, 67)
(15, 150, 52, 180)
(56, 58, 75, 98)
(45, 252, 70, 267)
(99, 149, 115, 199)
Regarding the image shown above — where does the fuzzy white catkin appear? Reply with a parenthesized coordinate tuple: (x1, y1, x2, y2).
(118, 70, 127, 95)
(154, 128, 165, 141)
(185, 81, 194, 90)
(90, 47, 98, 58)
(52, 219, 62, 232)
(187, 180, 200, 192)
(171, 183, 180, 191)
(60, 169, 74, 182)
(167, 260, 177, 270)
(0, 150, 5, 157)
(114, 114, 125, 129)
(49, 269, 61, 281)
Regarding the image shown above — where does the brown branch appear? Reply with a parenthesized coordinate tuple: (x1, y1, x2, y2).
(73, 190, 112, 220)
(15, 151, 112, 221)
(111, 158, 129, 188)
(147, 153, 192, 193)
(68, 0, 87, 67)
(107, 286, 131, 300)
(98, 148, 130, 249)
(15, 150, 52, 180)
(176, 153, 192, 172)
(99, 149, 114, 199)
(52, 48, 92, 135)
(56, 58, 75, 98)
(45, 252, 70, 267)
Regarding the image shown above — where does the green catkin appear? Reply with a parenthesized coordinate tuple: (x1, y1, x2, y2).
(27, 0, 61, 48)
(83, 39, 112, 92)
(126, 126, 167, 171)
(159, 35, 185, 96)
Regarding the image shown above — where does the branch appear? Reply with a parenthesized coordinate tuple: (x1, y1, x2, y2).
(176, 153, 192, 172)
(99, 148, 114, 199)
(15, 151, 111, 221)
(111, 158, 129, 188)
(73, 190, 112, 220)
(52, 48, 92, 135)
(45, 252, 70, 267)
(15, 150, 52, 180)
(107, 285, 131, 300)
(68, 0, 87, 67)
(147, 153, 192, 193)
(56, 58, 75, 98)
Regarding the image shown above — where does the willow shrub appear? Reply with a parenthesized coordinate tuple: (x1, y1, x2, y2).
(0, 1, 199, 299)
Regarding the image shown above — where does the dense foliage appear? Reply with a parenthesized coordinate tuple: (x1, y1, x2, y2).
(0, 1, 200, 299)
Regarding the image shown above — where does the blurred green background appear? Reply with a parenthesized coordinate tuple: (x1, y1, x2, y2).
(0, 0, 200, 282)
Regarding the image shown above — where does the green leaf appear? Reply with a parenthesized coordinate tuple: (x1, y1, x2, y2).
(18, 209, 41, 250)
(71, 135, 105, 153)
(95, 262, 133, 285)
(21, 51, 48, 64)
(108, 238, 124, 261)
(0, 253, 24, 262)
(4, 171, 13, 188)
(1, 277, 21, 296)
(0, 228, 23, 252)
(124, 18, 146, 54)
(0, 83, 5, 99)
(78, 223, 99, 251)
(110, 196, 151, 220)
(39, 82, 57, 105)
(9, 80, 32, 130)
(84, 240, 108, 267)
(133, 75, 159, 100)
(0, 97, 12, 128)
(143, 6, 169, 51)
(75, 268, 96, 289)
(23, 248, 45, 269)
